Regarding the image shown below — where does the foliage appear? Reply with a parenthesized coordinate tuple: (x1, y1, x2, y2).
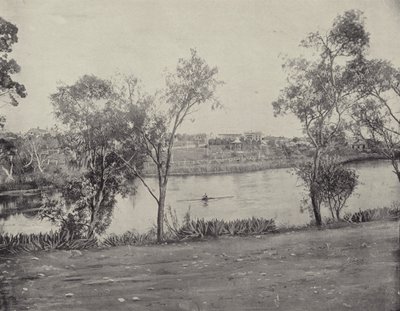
(164, 205, 191, 239)
(105, 216, 276, 244)
(173, 217, 276, 240)
(343, 202, 400, 223)
(297, 157, 358, 220)
(19, 129, 61, 174)
(0, 231, 97, 254)
(0, 137, 17, 181)
(49, 75, 144, 237)
(0, 17, 26, 126)
(39, 192, 90, 239)
(350, 58, 400, 182)
(0, 130, 70, 187)
(272, 10, 369, 225)
(102, 230, 156, 247)
(38, 169, 125, 238)
(0, 217, 274, 252)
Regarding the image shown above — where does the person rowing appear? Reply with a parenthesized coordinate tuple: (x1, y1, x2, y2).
(176, 195, 234, 202)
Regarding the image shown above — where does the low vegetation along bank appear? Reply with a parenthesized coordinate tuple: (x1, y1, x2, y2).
(1, 205, 399, 254)
(143, 153, 385, 177)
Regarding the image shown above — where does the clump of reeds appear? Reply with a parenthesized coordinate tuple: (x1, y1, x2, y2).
(343, 202, 400, 223)
(174, 217, 276, 239)
(0, 231, 97, 254)
(102, 230, 156, 247)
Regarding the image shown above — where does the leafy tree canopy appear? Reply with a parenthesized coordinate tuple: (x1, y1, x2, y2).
(0, 17, 26, 110)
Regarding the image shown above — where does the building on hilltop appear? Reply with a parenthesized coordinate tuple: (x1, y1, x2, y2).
(244, 131, 263, 142)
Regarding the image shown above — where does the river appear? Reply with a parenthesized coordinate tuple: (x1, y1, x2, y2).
(1, 160, 398, 235)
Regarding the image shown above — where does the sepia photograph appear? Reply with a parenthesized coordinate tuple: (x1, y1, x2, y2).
(0, 0, 399, 310)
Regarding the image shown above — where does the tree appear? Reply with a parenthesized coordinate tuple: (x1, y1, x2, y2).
(272, 10, 369, 226)
(0, 132, 34, 183)
(49, 75, 143, 237)
(298, 157, 358, 220)
(350, 59, 400, 181)
(117, 50, 221, 242)
(0, 17, 27, 184)
(0, 17, 26, 125)
(19, 129, 60, 174)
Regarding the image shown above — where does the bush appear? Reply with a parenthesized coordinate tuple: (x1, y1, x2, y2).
(175, 217, 276, 240)
(297, 156, 358, 221)
(343, 203, 400, 223)
(0, 231, 97, 254)
(102, 230, 156, 247)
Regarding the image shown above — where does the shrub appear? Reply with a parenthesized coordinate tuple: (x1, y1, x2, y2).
(343, 203, 400, 223)
(175, 217, 276, 240)
(297, 156, 358, 221)
(102, 230, 156, 247)
(0, 231, 97, 254)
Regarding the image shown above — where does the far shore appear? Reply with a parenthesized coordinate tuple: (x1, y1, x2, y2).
(143, 153, 386, 177)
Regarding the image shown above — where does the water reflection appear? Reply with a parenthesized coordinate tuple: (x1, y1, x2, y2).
(0, 192, 43, 221)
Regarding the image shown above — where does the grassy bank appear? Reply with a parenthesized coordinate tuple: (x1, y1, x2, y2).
(2, 220, 399, 311)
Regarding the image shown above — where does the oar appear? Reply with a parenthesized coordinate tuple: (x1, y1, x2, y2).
(177, 195, 234, 202)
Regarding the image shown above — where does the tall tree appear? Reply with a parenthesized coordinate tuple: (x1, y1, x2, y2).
(272, 10, 369, 225)
(49, 75, 143, 237)
(117, 50, 221, 241)
(350, 59, 400, 181)
(0, 17, 26, 126)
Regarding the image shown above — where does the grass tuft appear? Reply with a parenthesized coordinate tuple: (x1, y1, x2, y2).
(343, 203, 400, 223)
(175, 217, 276, 239)
(0, 231, 97, 254)
(102, 230, 156, 247)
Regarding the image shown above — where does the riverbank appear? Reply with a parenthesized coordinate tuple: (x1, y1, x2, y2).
(2, 220, 399, 310)
(143, 153, 385, 177)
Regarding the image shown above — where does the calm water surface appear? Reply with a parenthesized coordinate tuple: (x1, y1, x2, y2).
(1, 160, 398, 234)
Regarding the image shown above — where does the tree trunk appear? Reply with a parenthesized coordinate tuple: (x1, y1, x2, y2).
(329, 207, 335, 220)
(1, 166, 14, 182)
(88, 185, 105, 238)
(336, 209, 341, 220)
(310, 190, 322, 226)
(392, 160, 400, 182)
(157, 185, 167, 242)
(390, 159, 400, 183)
(310, 149, 322, 226)
(88, 203, 97, 238)
(33, 144, 44, 173)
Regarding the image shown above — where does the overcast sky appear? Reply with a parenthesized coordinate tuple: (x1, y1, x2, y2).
(1, 0, 400, 137)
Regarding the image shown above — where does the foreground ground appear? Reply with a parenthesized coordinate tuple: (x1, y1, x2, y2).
(1, 221, 399, 311)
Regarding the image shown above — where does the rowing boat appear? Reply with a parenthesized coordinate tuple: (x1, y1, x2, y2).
(177, 195, 234, 202)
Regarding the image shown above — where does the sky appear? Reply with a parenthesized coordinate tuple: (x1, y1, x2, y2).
(1, 0, 400, 137)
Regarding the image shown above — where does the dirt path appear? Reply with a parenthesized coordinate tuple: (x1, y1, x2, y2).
(2, 221, 399, 311)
